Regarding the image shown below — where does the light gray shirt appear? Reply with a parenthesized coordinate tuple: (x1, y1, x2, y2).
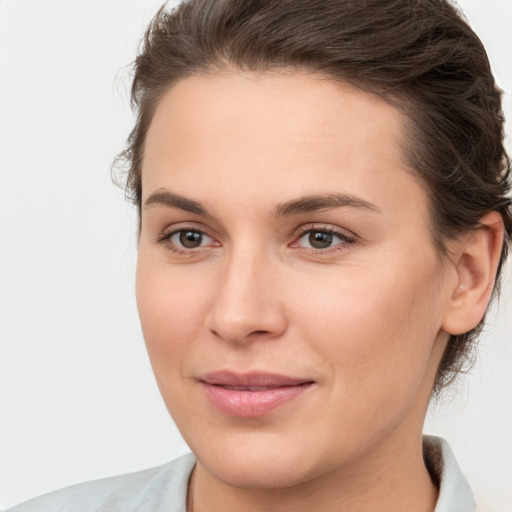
(6, 436, 476, 512)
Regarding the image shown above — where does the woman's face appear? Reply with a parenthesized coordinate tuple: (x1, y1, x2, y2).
(136, 72, 453, 488)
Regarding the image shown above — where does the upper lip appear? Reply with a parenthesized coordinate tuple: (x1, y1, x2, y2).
(199, 371, 313, 389)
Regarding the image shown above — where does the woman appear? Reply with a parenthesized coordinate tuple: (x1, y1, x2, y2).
(6, 0, 511, 511)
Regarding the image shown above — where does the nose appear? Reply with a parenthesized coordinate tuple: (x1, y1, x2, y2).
(206, 248, 288, 345)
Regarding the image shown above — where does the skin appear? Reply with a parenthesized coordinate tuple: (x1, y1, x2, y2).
(136, 71, 503, 512)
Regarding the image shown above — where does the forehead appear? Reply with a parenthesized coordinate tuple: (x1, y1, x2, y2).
(142, 71, 429, 223)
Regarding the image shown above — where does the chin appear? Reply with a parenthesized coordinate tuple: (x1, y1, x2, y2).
(202, 455, 315, 490)
(189, 429, 331, 490)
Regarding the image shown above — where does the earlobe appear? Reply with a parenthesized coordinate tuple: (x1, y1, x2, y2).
(442, 212, 505, 336)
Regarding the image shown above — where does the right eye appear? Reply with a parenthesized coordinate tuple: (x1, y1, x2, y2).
(173, 230, 208, 248)
(166, 229, 215, 250)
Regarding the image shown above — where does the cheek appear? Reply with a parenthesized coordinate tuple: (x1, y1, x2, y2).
(293, 259, 445, 403)
(135, 257, 209, 370)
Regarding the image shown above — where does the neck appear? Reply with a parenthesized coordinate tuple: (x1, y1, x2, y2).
(187, 432, 438, 512)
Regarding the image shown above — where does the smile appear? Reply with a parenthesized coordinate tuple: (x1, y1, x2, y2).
(198, 371, 315, 417)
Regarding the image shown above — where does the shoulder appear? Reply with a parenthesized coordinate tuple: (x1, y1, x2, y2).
(6, 453, 196, 512)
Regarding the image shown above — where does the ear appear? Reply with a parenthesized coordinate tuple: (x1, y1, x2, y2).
(442, 212, 505, 336)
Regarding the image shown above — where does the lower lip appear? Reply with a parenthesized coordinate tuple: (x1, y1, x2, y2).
(201, 382, 313, 417)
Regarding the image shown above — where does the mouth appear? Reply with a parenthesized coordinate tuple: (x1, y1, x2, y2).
(198, 371, 315, 417)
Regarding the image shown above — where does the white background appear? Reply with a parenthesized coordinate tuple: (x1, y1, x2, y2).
(0, 0, 510, 510)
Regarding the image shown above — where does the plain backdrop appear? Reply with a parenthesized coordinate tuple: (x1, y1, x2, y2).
(0, 0, 511, 510)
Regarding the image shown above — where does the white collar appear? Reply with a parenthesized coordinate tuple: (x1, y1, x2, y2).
(424, 435, 476, 512)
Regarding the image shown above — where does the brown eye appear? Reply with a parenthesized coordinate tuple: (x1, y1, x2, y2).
(294, 228, 353, 251)
(178, 230, 204, 248)
(308, 231, 333, 249)
(162, 228, 218, 254)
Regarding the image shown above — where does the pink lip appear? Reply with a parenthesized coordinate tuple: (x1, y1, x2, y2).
(199, 371, 314, 417)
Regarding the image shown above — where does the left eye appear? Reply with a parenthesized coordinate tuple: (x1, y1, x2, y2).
(170, 230, 213, 249)
(295, 230, 349, 250)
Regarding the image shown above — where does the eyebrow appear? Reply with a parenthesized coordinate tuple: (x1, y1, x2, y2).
(144, 189, 210, 216)
(273, 193, 381, 217)
(143, 189, 380, 217)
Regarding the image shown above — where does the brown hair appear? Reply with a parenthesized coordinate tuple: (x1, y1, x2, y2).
(115, 0, 511, 393)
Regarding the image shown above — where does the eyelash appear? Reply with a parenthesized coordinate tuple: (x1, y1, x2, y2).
(290, 225, 356, 254)
(156, 224, 356, 255)
(156, 226, 218, 255)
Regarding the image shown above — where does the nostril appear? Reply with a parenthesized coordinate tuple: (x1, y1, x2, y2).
(210, 328, 273, 344)
(251, 330, 270, 336)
